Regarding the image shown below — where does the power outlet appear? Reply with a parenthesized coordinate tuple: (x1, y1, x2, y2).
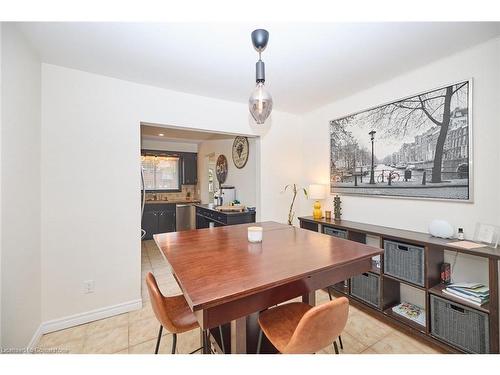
(83, 280, 95, 294)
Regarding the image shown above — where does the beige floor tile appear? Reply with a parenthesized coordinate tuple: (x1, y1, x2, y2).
(141, 266, 153, 274)
(38, 324, 88, 348)
(128, 335, 174, 354)
(158, 281, 182, 296)
(370, 332, 432, 354)
(114, 348, 129, 354)
(344, 309, 393, 347)
(316, 289, 332, 304)
(150, 267, 171, 277)
(320, 332, 367, 354)
(82, 325, 128, 354)
(390, 330, 441, 354)
(176, 329, 203, 354)
(129, 302, 155, 323)
(86, 313, 129, 336)
(129, 316, 167, 347)
(360, 347, 378, 354)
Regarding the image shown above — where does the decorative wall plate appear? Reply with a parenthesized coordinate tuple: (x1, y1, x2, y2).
(216, 154, 228, 184)
(232, 136, 249, 169)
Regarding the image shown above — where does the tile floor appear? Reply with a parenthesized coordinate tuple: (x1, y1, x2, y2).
(36, 240, 443, 354)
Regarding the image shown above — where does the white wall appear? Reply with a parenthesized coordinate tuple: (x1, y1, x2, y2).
(41, 64, 302, 323)
(299, 37, 500, 235)
(197, 138, 257, 207)
(1, 23, 41, 348)
(141, 138, 198, 153)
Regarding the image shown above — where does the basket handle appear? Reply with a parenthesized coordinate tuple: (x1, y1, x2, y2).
(450, 304, 465, 314)
(362, 273, 369, 277)
(397, 245, 409, 251)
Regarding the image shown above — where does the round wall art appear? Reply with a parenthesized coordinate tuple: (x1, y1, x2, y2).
(216, 154, 228, 184)
(232, 136, 249, 169)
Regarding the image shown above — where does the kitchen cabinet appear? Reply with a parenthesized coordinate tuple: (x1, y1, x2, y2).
(142, 203, 176, 240)
(182, 153, 198, 185)
(195, 205, 256, 229)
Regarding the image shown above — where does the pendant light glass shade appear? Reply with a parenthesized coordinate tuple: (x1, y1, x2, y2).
(248, 82, 273, 124)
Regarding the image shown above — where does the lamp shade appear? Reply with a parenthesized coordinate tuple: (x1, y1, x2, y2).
(308, 184, 326, 200)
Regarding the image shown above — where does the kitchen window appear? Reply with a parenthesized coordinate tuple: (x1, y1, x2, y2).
(141, 154, 181, 191)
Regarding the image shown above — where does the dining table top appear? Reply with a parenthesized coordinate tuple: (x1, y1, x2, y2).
(153, 221, 383, 312)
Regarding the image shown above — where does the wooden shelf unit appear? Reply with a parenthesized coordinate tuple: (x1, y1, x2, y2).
(299, 216, 500, 354)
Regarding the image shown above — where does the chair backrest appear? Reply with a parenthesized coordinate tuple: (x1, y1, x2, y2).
(145, 272, 176, 332)
(284, 297, 349, 354)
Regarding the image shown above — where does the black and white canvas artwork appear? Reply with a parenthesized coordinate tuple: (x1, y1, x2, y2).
(330, 80, 471, 200)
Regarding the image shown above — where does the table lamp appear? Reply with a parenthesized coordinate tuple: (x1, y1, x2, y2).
(308, 184, 326, 220)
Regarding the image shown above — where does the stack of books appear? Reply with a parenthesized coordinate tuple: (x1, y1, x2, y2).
(442, 282, 490, 306)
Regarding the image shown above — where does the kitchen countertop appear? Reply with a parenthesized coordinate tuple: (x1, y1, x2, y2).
(194, 203, 255, 215)
(145, 199, 201, 205)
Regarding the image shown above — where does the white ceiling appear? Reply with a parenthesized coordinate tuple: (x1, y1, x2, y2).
(17, 22, 500, 114)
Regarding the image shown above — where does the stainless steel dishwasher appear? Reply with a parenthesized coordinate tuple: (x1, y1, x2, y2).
(176, 204, 195, 231)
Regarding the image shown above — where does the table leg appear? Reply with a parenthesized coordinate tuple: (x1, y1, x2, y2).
(302, 291, 316, 306)
(230, 317, 247, 353)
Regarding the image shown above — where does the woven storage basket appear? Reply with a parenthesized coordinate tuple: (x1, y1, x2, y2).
(351, 272, 380, 307)
(430, 294, 489, 353)
(384, 240, 425, 286)
(323, 226, 348, 239)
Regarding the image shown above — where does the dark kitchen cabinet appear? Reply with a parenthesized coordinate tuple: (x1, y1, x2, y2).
(142, 203, 176, 240)
(182, 153, 197, 185)
(195, 205, 256, 229)
(158, 210, 176, 233)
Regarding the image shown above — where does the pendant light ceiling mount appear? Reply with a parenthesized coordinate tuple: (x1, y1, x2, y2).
(248, 29, 273, 125)
(251, 29, 269, 53)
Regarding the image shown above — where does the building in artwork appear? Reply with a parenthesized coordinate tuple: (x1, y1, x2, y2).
(385, 107, 468, 177)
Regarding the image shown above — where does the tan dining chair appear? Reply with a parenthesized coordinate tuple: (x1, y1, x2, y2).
(146, 272, 225, 354)
(256, 297, 349, 354)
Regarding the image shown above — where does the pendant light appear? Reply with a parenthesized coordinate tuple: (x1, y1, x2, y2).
(249, 29, 273, 124)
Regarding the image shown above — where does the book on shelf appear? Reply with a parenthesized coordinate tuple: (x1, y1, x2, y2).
(448, 284, 489, 295)
(442, 289, 489, 306)
(391, 302, 426, 327)
(448, 282, 483, 289)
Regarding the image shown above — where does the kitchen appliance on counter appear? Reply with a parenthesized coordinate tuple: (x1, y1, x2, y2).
(215, 185, 236, 206)
(176, 203, 195, 231)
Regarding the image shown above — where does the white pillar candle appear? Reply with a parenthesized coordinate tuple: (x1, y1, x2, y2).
(248, 226, 263, 243)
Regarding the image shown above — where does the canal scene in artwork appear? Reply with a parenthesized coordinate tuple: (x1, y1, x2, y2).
(330, 81, 470, 200)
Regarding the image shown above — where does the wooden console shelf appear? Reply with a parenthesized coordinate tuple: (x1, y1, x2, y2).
(298, 216, 500, 354)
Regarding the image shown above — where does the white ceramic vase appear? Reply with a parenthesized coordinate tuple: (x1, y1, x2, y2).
(428, 219, 454, 239)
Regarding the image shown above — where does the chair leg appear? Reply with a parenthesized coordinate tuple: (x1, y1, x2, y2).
(218, 326, 225, 354)
(333, 340, 339, 354)
(256, 329, 263, 354)
(328, 287, 333, 301)
(155, 325, 163, 354)
(338, 335, 343, 349)
(171, 333, 177, 354)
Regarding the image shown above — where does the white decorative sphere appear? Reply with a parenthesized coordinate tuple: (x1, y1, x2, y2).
(428, 220, 454, 239)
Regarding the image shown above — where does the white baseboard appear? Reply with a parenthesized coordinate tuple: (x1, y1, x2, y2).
(27, 324, 44, 350)
(28, 298, 143, 348)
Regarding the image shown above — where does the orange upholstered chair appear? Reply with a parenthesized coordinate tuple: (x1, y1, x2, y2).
(257, 297, 349, 354)
(146, 272, 225, 354)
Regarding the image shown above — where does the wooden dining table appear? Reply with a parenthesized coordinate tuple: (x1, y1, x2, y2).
(153, 221, 383, 354)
